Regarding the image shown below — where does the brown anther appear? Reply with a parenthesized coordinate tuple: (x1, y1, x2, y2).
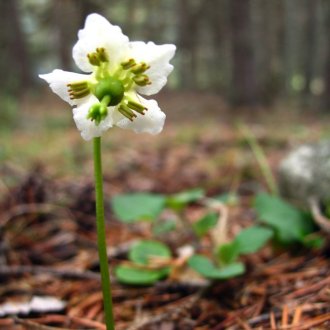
(96, 47, 108, 62)
(87, 53, 100, 66)
(121, 58, 136, 69)
(68, 88, 90, 99)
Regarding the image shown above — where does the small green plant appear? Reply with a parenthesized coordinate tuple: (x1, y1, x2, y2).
(115, 240, 171, 285)
(217, 226, 273, 264)
(166, 188, 205, 211)
(112, 189, 324, 286)
(192, 212, 218, 238)
(112, 193, 166, 223)
(187, 255, 245, 279)
(254, 192, 323, 247)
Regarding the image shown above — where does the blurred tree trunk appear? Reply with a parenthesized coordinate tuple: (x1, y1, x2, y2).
(125, 0, 137, 37)
(274, 2, 286, 99)
(0, 0, 31, 92)
(303, 0, 318, 98)
(177, 0, 204, 89)
(177, 0, 196, 89)
(143, 0, 165, 42)
(52, 0, 104, 71)
(206, 0, 227, 91)
(324, 56, 330, 110)
(283, 0, 295, 95)
(283, 0, 308, 97)
(53, 0, 79, 70)
(78, 0, 105, 23)
(323, 1, 330, 110)
(229, 0, 258, 106)
(253, 0, 283, 104)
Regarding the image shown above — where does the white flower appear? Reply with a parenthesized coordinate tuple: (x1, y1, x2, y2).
(40, 13, 175, 141)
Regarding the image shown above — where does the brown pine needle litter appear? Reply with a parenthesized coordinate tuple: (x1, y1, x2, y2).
(1, 118, 330, 329)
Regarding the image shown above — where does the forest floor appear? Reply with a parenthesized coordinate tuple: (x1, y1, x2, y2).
(0, 91, 330, 329)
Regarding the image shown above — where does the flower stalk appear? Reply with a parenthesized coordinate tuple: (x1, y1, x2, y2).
(93, 136, 115, 330)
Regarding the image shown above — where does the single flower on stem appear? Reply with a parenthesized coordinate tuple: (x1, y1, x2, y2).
(39, 13, 175, 330)
(40, 13, 175, 140)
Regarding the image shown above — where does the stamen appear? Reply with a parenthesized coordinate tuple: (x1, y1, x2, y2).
(69, 88, 90, 99)
(96, 48, 108, 62)
(68, 81, 90, 100)
(68, 85, 88, 93)
(131, 63, 150, 75)
(118, 104, 137, 121)
(127, 100, 147, 114)
(68, 81, 88, 88)
(133, 74, 151, 86)
(121, 58, 136, 70)
(87, 53, 101, 66)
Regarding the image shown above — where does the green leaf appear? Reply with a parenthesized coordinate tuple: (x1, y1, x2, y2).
(217, 241, 240, 264)
(188, 255, 245, 279)
(192, 212, 218, 237)
(216, 226, 273, 265)
(210, 262, 246, 279)
(235, 226, 273, 254)
(188, 255, 219, 277)
(214, 192, 239, 205)
(152, 219, 176, 236)
(111, 193, 166, 223)
(129, 240, 172, 265)
(166, 188, 205, 210)
(115, 265, 169, 285)
(254, 193, 314, 244)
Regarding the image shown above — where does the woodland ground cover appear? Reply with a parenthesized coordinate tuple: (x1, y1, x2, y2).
(0, 92, 330, 329)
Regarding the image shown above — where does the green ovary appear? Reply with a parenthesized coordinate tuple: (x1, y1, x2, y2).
(94, 77, 125, 106)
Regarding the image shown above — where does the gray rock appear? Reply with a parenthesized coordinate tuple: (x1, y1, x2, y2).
(278, 141, 330, 204)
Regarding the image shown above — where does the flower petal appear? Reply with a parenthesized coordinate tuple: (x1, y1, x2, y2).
(115, 96, 165, 135)
(128, 42, 176, 95)
(39, 70, 92, 106)
(73, 96, 113, 140)
(72, 13, 129, 73)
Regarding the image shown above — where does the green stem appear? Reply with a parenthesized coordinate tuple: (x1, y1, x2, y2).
(93, 137, 115, 330)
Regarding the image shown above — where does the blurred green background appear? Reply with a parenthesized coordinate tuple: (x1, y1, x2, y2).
(0, 0, 330, 178)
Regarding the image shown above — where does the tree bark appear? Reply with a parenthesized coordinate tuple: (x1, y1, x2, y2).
(78, 0, 105, 23)
(0, 0, 31, 92)
(229, 0, 258, 106)
(53, 0, 81, 70)
(125, 0, 137, 37)
(177, 0, 206, 89)
(206, 0, 227, 91)
(303, 0, 318, 97)
(323, 1, 330, 109)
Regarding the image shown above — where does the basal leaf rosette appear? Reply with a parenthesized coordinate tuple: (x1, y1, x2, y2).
(40, 13, 176, 140)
